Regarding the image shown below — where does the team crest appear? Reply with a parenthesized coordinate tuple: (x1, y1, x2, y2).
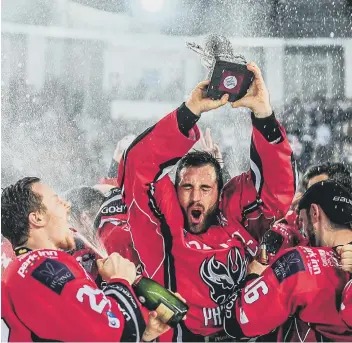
(200, 248, 247, 305)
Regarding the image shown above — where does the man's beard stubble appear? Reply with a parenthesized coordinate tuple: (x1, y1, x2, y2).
(306, 213, 317, 247)
(182, 201, 219, 234)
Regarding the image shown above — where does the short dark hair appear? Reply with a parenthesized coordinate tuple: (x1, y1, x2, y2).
(175, 151, 223, 191)
(302, 162, 351, 191)
(1, 177, 43, 247)
(299, 180, 352, 229)
(63, 186, 105, 226)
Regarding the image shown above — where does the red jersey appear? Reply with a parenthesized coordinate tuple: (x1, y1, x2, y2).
(341, 278, 352, 328)
(94, 187, 141, 266)
(114, 105, 295, 340)
(1, 249, 145, 342)
(261, 220, 308, 264)
(231, 246, 352, 341)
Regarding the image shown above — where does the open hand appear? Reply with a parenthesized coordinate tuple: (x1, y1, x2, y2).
(113, 134, 136, 162)
(142, 292, 187, 342)
(199, 127, 223, 168)
(186, 80, 229, 116)
(231, 62, 272, 118)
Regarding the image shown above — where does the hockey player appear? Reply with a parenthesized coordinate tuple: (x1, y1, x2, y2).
(116, 62, 296, 340)
(1, 177, 171, 342)
(230, 180, 352, 341)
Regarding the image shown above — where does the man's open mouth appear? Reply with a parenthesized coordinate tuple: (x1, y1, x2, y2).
(191, 210, 202, 219)
(189, 208, 204, 224)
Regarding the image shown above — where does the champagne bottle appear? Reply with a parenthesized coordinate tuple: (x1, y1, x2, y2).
(259, 243, 269, 265)
(132, 276, 189, 328)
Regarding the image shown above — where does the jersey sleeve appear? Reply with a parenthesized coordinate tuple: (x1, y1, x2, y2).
(118, 105, 200, 205)
(99, 223, 141, 266)
(8, 254, 145, 342)
(228, 248, 308, 338)
(221, 113, 296, 245)
(249, 113, 296, 220)
(341, 279, 352, 328)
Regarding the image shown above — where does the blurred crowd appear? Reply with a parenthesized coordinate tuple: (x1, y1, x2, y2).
(2, 78, 352, 192)
(281, 95, 352, 173)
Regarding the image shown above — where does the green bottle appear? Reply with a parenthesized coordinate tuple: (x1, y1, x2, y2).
(132, 276, 189, 328)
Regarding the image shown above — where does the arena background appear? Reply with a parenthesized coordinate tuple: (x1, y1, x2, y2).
(1, 0, 351, 193)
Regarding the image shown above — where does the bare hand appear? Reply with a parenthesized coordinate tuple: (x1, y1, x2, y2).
(231, 62, 272, 118)
(113, 134, 136, 162)
(142, 311, 170, 342)
(199, 127, 223, 167)
(337, 244, 352, 273)
(248, 260, 268, 275)
(142, 292, 187, 342)
(185, 80, 229, 116)
(97, 252, 136, 284)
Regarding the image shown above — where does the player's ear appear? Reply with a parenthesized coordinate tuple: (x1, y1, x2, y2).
(28, 210, 46, 228)
(309, 204, 320, 224)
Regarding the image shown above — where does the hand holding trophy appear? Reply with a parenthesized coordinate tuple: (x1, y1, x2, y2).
(186, 34, 254, 103)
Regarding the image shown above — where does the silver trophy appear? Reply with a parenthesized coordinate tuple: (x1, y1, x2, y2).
(186, 34, 253, 102)
(186, 34, 247, 79)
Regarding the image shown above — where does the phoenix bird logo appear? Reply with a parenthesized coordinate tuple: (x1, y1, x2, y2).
(200, 248, 247, 305)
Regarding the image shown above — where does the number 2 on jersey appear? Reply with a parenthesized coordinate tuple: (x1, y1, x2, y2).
(76, 285, 110, 313)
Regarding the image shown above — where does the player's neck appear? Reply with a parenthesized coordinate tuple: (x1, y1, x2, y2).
(329, 229, 352, 248)
(23, 234, 58, 251)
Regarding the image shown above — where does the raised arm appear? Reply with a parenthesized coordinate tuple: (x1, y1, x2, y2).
(221, 63, 296, 244)
(6, 252, 145, 342)
(118, 81, 229, 203)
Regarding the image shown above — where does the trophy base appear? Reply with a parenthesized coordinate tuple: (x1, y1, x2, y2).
(206, 60, 254, 102)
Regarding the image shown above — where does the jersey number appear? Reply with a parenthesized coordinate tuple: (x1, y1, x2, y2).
(76, 285, 110, 313)
(244, 277, 269, 304)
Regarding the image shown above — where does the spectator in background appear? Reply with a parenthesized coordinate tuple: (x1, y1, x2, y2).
(302, 162, 352, 192)
(282, 97, 305, 136)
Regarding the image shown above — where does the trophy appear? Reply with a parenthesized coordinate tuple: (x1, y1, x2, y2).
(186, 34, 254, 102)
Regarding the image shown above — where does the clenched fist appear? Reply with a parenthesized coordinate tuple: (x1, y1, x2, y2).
(97, 252, 136, 285)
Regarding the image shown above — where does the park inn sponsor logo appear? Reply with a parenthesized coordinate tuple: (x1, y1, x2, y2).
(17, 250, 58, 278)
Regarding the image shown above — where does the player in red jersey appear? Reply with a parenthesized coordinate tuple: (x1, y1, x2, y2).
(1, 177, 171, 342)
(115, 62, 296, 340)
(259, 162, 352, 265)
(228, 180, 352, 342)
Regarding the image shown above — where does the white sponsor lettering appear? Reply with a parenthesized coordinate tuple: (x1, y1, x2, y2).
(333, 196, 352, 205)
(17, 254, 38, 278)
(202, 297, 236, 327)
(203, 306, 223, 327)
(102, 205, 125, 214)
(186, 240, 212, 250)
(17, 250, 58, 278)
(302, 247, 321, 275)
(38, 250, 58, 257)
(318, 249, 340, 268)
(311, 258, 321, 275)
